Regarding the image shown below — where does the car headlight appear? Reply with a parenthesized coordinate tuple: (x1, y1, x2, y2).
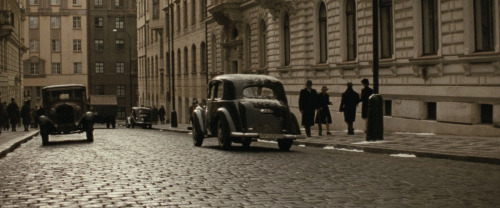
(50, 108, 56, 115)
(75, 106, 81, 113)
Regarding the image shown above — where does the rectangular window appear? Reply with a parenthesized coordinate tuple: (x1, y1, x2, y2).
(29, 17, 39, 29)
(422, 0, 438, 55)
(96, 85, 104, 95)
(95, 17, 103, 28)
(115, 17, 124, 29)
(426, 102, 436, 120)
(117, 85, 125, 97)
(480, 104, 493, 124)
(183, 1, 188, 29)
(95, 40, 104, 51)
(191, 0, 196, 25)
(30, 40, 39, 52)
(74, 62, 82, 74)
(384, 100, 392, 116)
(29, 0, 38, 5)
(72, 0, 81, 6)
(73, 16, 81, 29)
(177, 5, 181, 31)
(115, 39, 125, 50)
(50, 16, 60, 29)
(153, 0, 160, 19)
(117, 107, 126, 119)
(380, 0, 393, 58)
(474, 0, 494, 52)
(30, 63, 39, 75)
(51, 0, 60, 5)
(115, 0, 123, 7)
(94, 0, 103, 6)
(73, 39, 82, 52)
(95, 62, 104, 74)
(116, 62, 125, 73)
(51, 63, 61, 74)
(51, 40, 61, 52)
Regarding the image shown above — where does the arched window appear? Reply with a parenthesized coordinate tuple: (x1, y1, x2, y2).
(474, 0, 494, 51)
(319, 2, 328, 63)
(192, 44, 197, 74)
(422, 0, 439, 55)
(184, 47, 188, 74)
(245, 24, 251, 68)
(177, 48, 181, 75)
(380, 0, 393, 58)
(283, 13, 291, 66)
(346, 0, 357, 61)
(259, 20, 267, 68)
(211, 34, 217, 73)
(200, 42, 206, 73)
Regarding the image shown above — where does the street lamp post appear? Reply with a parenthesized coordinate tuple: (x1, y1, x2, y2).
(113, 28, 133, 112)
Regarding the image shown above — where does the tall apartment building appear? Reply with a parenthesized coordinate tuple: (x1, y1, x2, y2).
(137, 0, 207, 124)
(206, 0, 500, 136)
(23, 0, 89, 108)
(88, 0, 137, 119)
(0, 0, 26, 104)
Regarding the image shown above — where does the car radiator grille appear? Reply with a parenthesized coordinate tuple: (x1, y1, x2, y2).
(56, 104, 75, 124)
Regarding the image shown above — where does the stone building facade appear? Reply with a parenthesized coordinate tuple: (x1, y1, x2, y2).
(137, 0, 207, 124)
(0, 0, 26, 104)
(206, 0, 500, 136)
(88, 0, 137, 119)
(22, 0, 89, 108)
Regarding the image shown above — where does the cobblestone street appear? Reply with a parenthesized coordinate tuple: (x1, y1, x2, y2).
(1, 125, 499, 207)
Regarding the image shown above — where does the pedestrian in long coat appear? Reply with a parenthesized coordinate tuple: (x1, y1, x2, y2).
(6, 98, 20, 132)
(0, 98, 7, 134)
(2, 101, 8, 131)
(360, 79, 374, 132)
(299, 80, 318, 137)
(315, 86, 332, 136)
(158, 105, 166, 124)
(21, 100, 32, 132)
(339, 83, 359, 135)
(151, 106, 159, 124)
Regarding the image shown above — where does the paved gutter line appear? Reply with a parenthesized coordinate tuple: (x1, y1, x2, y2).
(0, 131, 39, 158)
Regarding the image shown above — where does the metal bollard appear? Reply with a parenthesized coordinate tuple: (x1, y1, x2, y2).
(366, 94, 384, 141)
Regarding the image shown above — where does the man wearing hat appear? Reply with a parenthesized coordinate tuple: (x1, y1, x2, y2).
(6, 98, 19, 132)
(21, 100, 32, 132)
(299, 80, 318, 137)
(315, 86, 333, 135)
(360, 78, 374, 133)
(339, 82, 360, 135)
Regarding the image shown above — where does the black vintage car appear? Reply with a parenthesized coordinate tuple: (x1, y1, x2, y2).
(126, 107, 153, 129)
(191, 74, 304, 151)
(38, 84, 94, 145)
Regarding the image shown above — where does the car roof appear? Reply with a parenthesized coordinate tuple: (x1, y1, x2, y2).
(212, 74, 281, 84)
(132, 107, 150, 111)
(43, 84, 86, 90)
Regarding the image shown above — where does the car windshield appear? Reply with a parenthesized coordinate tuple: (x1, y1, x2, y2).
(137, 109, 150, 115)
(46, 90, 84, 103)
(242, 86, 276, 99)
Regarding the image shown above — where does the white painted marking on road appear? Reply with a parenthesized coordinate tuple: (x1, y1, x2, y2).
(323, 146, 335, 150)
(352, 140, 390, 145)
(390, 153, 417, 158)
(395, 132, 435, 136)
(335, 148, 364, 153)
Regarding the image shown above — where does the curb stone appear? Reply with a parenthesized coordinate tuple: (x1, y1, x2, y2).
(0, 131, 39, 158)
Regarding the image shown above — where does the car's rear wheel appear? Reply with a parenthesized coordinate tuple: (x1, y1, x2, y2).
(86, 123, 94, 142)
(192, 116, 204, 147)
(217, 117, 232, 150)
(41, 127, 49, 145)
(278, 139, 293, 151)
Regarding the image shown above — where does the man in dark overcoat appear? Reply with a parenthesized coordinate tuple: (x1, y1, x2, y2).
(360, 79, 374, 133)
(6, 98, 20, 132)
(299, 80, 318, 137)
(0, 98, 7, 134)
(158, 105, 166, 124)
(339, 82, 359, 135)
(21, 100, 32, 131)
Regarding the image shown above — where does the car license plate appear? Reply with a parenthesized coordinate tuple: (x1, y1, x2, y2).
(260, 134, 284, 139)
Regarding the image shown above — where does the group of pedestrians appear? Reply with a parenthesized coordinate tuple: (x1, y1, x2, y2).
(299, 79, 374, 137)
(150, 105, 167, 124)
(0, 98, 44, 134)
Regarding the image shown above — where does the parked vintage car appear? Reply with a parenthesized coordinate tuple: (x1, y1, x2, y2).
(89, 95, 118, 128)
(191, 74, 304, 151)
(38, 84, 94, 145)
(126, 107, 153, 129)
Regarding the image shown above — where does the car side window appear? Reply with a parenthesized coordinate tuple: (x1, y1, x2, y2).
(215, 82, 223, 100)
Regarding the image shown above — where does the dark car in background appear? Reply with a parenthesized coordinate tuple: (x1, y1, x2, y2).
(90, 95, 118, 129)
(126, 107, 153, 129)
(191, 74, 304, 151)
(38, 84, 94, 145)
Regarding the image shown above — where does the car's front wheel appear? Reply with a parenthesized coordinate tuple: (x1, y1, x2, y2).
(86, 123, 94, 142)
(192, 116, 204, 147)
(278, 139, 293, 151)
(40, 127, 49, 145)
(217, 117, 232, 150)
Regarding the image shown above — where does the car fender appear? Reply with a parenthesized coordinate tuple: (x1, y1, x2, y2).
(84, 111, 94, 122)
(193, 106, 207, 134)
(216, 108, 236, 133)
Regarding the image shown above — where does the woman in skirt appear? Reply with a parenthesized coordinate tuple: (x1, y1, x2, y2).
(315, 86, 333, 136)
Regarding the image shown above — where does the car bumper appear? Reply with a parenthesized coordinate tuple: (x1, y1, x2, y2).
(230, 132, 306, 140)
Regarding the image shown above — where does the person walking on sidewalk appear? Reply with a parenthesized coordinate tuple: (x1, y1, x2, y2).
(0, 98, 7, 135)
(315, 86, 332, 136)
(158, 105, 166, 124)
(339, 82, 359, 135)
(360, 79, 374, 133)
(21, 100, 32, 132)
(299, 80, 318, 137)
(6, 98, 20, 132)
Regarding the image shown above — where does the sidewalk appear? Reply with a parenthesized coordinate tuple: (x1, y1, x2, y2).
(0, 129, 39, 158)
(152, 123, 500, 165)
